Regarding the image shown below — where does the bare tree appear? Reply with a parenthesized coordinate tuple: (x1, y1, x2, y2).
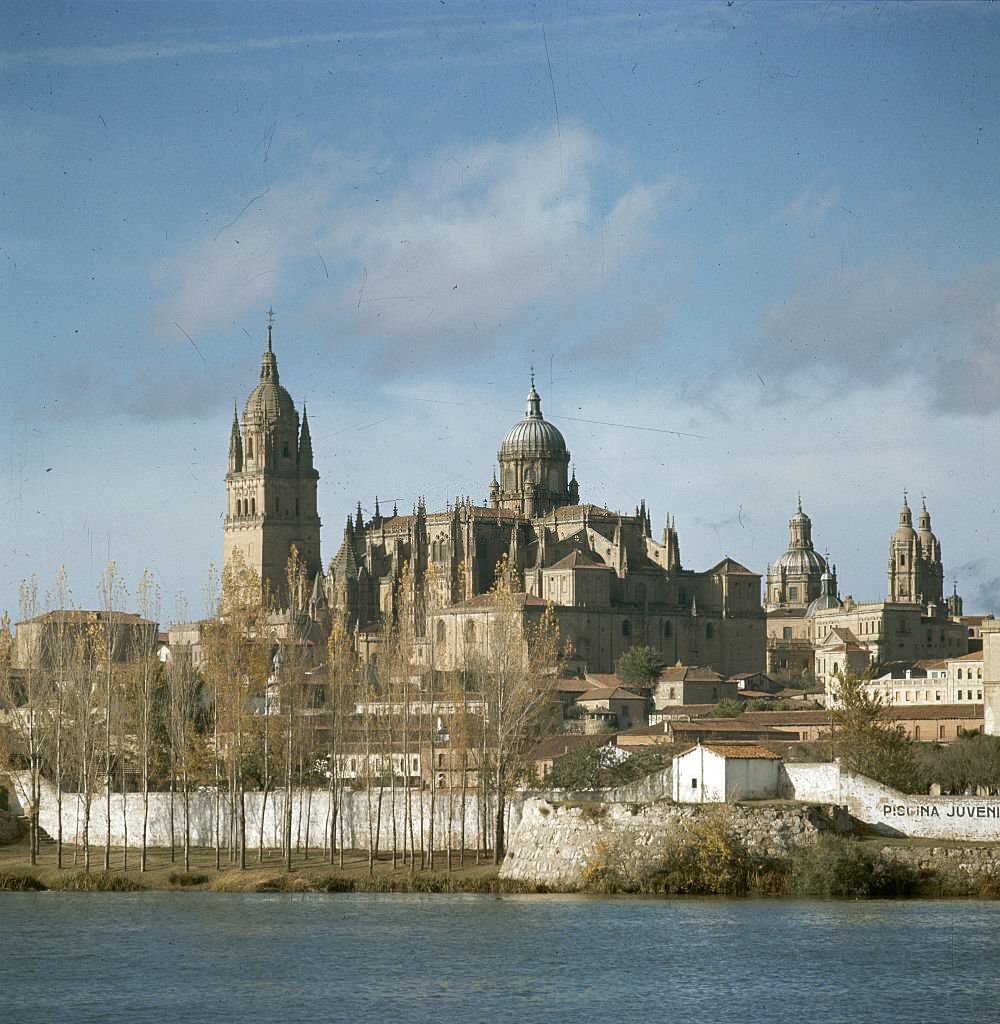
(471, 557, 565, 863)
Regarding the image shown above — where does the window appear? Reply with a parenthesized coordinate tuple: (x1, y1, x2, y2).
(914, 726, 921, 740)
(782, 626, 793, 640)
(295, 497, 300, 516)
(464, 621, 476, 643)
(275, 496, 280, 513)
(939, 725, 946, 740)
(250, 497, 256, 515)
(282, 439, 290, 458)
(789, 586, 798, 601)
(246, 437, 253, 458)
(436, 621, 445, 643)
(691, 778, 697, 790)
(622, 620, 631, 637)
(663, 621, 672, 638)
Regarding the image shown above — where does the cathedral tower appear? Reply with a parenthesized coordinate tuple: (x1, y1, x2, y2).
(490, 374, 577, 518)
(224, 320, 321, 605)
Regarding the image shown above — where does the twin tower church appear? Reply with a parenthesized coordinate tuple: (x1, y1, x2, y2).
(223, 325, 966, 679)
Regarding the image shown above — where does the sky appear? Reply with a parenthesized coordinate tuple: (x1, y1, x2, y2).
(3, 0, 1000, 623)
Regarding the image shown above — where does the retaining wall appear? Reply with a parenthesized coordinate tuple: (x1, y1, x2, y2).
(500, 798, 848, 887)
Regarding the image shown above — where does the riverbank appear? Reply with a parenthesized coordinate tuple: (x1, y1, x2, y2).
(4, 832, 1000, 897)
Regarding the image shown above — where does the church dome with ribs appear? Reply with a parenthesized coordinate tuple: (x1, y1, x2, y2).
(500, 380, 567, 458)
(243, 332, 296, 426)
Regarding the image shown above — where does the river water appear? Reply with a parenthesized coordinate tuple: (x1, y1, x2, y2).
(3, 893, 999, 1023)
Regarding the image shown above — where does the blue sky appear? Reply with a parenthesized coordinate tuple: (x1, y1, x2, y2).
(3, 1, 1000, 621)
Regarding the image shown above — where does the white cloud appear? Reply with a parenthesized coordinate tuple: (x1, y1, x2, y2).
(745, 258, 1000, 410)
(153, 126, 687, 365)
(779, 183, 843, 225)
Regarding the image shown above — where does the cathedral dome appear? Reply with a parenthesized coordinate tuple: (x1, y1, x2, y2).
(243, 330, 296, 426)
(773, 545, 827, 577)
(499, 380, 567, 458)
(244, 377, 296, 425)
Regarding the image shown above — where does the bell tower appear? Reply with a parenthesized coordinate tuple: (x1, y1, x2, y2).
(224, 315, 321, 605)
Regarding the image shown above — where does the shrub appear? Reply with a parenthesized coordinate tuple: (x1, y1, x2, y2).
(168, 872, 210, 887)
(644, 809, 751, 895)
(0, 872, 46, 891)
(57, 871, 145, 892)
(786, 836, 916, 898)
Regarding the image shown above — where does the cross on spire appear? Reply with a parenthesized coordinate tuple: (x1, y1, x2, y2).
(266, 307, 276, 351)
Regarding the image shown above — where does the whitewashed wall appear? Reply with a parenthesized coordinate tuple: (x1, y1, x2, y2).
(785, 762, 1000, 841)
(10, 773, 517, 852)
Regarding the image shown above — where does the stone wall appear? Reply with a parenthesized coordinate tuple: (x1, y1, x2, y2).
(878, 844, 1000, 889)
(500, 797, 849, 888)
(8, 773, 515, 852)
(534, 766, 674, 806)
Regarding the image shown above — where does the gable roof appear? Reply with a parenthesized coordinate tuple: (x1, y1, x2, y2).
(548, 549, 612, 571)
(657, 665, 724, 684)
(706, 557, 758, 576)
(700, 742, 782, 760)
(577, 685, 646, 702)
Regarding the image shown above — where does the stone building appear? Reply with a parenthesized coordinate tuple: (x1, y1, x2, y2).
(764, 499, 839, 679)
(14, 610, 159, 671)
(762, 496, 968, 694)
(325, 379, 765, 676)
(223, 322, 322, 604)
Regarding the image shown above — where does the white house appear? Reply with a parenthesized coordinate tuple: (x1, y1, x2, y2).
(671, 742, 782, 803)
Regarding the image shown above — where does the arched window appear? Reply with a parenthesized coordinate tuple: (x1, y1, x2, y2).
(250, 497, 256, 515)
(436, 620, 446, 643)
(246, 436, 253, 459)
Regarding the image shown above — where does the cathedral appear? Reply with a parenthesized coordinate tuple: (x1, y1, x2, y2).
(224, 331, 766, 676)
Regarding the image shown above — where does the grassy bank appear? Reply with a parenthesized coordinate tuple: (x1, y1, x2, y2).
(0, 838, 516, 894)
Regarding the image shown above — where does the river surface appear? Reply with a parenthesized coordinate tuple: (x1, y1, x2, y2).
(3, 893, 999, 1023)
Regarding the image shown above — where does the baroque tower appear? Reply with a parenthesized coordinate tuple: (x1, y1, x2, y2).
(887, 495, 943, 606)
(224, 320, 321, 604)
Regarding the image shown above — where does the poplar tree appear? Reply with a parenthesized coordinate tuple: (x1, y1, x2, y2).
(472, 557, 565, 863)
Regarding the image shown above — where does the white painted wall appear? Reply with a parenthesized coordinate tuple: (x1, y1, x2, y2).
(9, 773, 513, 852)
(672, 747, 779, 802)
(786, 762, 1000, 841)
